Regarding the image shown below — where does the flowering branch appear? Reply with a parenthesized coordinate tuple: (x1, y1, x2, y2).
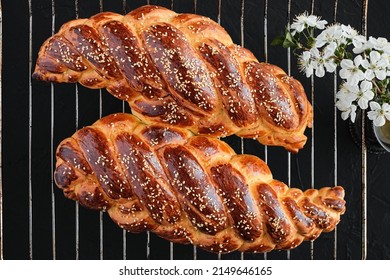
(272, 12, 390, 127)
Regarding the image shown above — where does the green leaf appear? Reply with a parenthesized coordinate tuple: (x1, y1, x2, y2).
(282, 38, 296, 48)
(282, 32, 296, 48)
(271, 35, 285, 46)
(285, 31, 293, 42)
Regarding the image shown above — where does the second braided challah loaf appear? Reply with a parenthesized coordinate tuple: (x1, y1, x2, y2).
(55, 113, 345, 253)
(33, 5, 312, 153)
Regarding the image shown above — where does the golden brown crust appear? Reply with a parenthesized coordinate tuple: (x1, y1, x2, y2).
(33, 5, 313, 153)
(54, 113, 345, 254)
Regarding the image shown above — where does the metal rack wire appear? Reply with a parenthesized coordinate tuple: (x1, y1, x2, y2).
(0, 0, 370, 260)
(0, 0, 3, 262)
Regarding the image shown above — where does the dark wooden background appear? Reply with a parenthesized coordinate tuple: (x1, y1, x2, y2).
(2, 0, 390, 260)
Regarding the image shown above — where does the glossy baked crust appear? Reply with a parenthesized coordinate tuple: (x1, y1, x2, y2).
(55, 113, 344, 253)
(33, 5, 313, 152)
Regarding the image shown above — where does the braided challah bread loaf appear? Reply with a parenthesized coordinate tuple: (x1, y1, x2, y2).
(34, 5, 313, 153)
(55, 113, 345, 253)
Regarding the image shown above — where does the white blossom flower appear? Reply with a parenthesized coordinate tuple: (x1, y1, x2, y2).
(350, 80, 375, 109)
(367, 102, 390, 126)
(336, 82, 359, 105)
(341, 24, 358, 39)
(291, 13, 311, 34)
(351, 35, 368, 54)
(298, 51, 314, 77)
(315, 18, 328, 30)
(336, 99, 357, 122)
(361, 51, 389, 80)
(339, 55, 365, 85)
(291, 12, 327, 35)
(310, 48, 325, 77)
(323, 42, 338, 72)
(308, 43, 337, 77)
(367, 36, 390, 53)
(315, 24, 343, 48)
(381, 51, 390, 67)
